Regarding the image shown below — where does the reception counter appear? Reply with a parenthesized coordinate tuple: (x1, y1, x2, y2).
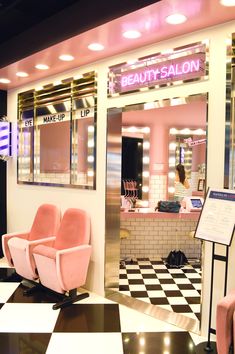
(120, 209, 201, 261)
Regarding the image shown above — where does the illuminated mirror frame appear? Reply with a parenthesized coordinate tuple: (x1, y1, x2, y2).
(17, 71, 97, 190)
(121, 125, 150, 205)
(168, 127, 207, 199)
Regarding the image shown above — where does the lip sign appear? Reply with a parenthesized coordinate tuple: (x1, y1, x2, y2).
(121, 59, 200, 88)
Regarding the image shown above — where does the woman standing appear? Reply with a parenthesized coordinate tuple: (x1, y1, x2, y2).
(174, 163, 190, 202)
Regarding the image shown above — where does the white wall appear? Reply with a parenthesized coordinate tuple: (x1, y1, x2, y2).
(7, 63, 109, 296)
(7, 20, 235, 335)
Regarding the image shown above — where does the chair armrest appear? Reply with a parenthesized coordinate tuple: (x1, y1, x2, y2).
(28, 237, 56, 255)
(2, 231, 29, 238)
(33, 237, 57, 259)
(56, 245, 92, 291)
(216, 290, 235, 354)
(2, 232, 29, 266)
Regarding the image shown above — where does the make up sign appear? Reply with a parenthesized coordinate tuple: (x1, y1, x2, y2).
(109, 43, 207, 94)
(195, 188, 235, 246)
(36, 112, 70, 126)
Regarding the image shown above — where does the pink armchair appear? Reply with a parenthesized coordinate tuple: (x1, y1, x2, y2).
(216, 290, 235, 354)
(33, 208, 91, 309)
(2, 204, 61, 280)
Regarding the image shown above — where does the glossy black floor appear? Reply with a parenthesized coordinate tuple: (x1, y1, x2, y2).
(0, 263, 212, 353)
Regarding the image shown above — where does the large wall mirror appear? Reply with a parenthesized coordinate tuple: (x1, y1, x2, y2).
(17, 72, 97, 189)
(121, 126, 150, 205)
(121, 94, 207, 206)
(168, 127, 206, 200)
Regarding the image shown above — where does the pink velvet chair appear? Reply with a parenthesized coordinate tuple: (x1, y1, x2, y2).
(33, 208, 91, 309)
(216, 290, 235, 354)
(2, 204, 61, 280)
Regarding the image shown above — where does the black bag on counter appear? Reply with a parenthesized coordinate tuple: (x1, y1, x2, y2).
(155, 200, 181, 213)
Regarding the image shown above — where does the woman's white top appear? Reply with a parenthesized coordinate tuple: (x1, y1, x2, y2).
(174, 181, 189, 201)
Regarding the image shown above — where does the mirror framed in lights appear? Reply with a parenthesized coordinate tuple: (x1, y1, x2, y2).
(17, 71, 97, 189)
(168, 127, 207, 199)
(121, 125, 150, 205)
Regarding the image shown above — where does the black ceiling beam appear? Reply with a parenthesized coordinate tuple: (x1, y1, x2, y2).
(0, 0, 160, 69)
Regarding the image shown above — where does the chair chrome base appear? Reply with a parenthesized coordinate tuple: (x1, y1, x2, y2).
(53, 290, 89, 310)
(21, 279, 89, 309)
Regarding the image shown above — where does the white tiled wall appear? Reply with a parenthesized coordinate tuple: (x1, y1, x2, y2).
(34, 172, 70, 184)
(120, 218, 201, 260)
(149, 174, 167, 207)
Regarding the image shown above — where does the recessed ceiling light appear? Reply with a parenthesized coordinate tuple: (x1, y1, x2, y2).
(35, 64, 49, 70)
(88, 43, 104, 51)
(59, 54, 74, 61)
(0, 78, 11, 84)
(165, 13, 187, 25)
(220, 0, 235, 5)
(123, 30, 141, 39)
(16, 72, 29, 77)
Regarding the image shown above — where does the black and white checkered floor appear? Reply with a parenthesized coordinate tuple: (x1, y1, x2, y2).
(0, 257, 208, 353)
(119, 258, 201, 321)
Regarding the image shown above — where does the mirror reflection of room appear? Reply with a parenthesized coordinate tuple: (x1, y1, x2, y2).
(119, 96, 207, 324)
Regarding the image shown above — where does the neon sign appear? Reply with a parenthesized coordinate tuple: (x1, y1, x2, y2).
(109, 44, 207, 94)
(121, 58, 200, 88)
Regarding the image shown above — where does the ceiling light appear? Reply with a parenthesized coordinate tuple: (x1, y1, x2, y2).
(220, 0, 235, 5)
(16, 72, 29, 77)
(88, 43, 104, 51)
(59, 54, 74, 61)
(35, 64, 49, 70)
(123, 30, 141, 39)
(165, 13, 187, 25)
(0, 78, 11, 84)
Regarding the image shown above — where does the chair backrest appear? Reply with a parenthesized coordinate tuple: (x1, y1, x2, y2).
(29, 204, 61, 241)
(54, 208, 90, 250)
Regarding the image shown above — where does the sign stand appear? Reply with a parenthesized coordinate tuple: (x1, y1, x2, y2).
(196, 243, 229, 353)
(194, 188, 235, 354)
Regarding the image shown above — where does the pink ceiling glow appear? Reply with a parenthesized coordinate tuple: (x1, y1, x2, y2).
(1, 0, 235, 89)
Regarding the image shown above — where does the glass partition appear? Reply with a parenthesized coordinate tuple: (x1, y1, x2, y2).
(17, 71, 97, 189)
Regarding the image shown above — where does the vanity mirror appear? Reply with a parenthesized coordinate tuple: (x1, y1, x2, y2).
(17, 71, 97, 189)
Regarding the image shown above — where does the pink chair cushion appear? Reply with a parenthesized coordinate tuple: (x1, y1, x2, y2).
(29, 204, 61, 241)
(33, 208, 92, 293)
(216, 290, 235, 354)
(54, 208, 90, 250)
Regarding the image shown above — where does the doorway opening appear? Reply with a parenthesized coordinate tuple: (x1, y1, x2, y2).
(105, 93, 208, 333)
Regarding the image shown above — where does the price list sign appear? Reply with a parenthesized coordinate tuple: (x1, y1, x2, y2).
(195, 188, 235, 246)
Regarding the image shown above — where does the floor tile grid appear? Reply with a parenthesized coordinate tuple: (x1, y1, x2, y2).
(119, 259, 201, 321)
(0, 262, 206, 354)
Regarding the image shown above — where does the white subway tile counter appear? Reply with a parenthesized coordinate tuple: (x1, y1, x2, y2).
(120, 210, 200, 260)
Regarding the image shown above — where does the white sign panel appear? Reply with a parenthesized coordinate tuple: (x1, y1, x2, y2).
(22, 118, 33, 128)
(37, 112, 70, 126)
(195, 188, 235, 246)
(75, 107, 94, 119)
